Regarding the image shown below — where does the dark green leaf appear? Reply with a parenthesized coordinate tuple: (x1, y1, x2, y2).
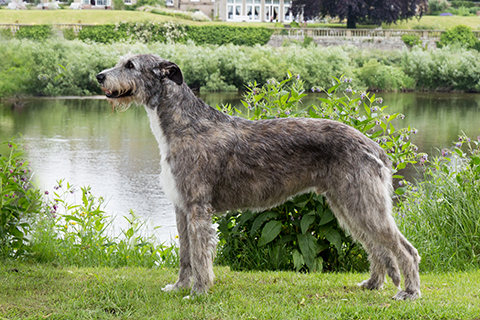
(258, 220, 282, 246)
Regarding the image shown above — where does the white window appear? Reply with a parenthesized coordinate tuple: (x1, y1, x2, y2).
(284, 0, 292, 21)
(246, 0, 260, 21)
(227, 0, 243, 21)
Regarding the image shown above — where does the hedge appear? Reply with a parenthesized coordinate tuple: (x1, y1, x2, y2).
(75, 22, 273, 46)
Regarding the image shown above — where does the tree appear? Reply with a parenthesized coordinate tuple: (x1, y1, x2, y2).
(291, 0, 428, 29)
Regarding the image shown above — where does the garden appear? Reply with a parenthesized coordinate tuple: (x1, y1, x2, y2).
(1, 1, 480, 319)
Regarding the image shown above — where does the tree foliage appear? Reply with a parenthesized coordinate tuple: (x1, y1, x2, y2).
(291, 0, 428, 28)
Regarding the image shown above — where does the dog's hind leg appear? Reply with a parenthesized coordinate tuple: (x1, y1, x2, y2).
(187, 204, 217, 297)
(162, 205, 192, 292)
(325, 190, 420, 300)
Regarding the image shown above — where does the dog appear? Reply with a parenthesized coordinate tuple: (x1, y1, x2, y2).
(96, 53, 421, 300)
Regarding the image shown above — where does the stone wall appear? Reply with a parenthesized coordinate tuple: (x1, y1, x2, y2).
(267, 35, 437, 50)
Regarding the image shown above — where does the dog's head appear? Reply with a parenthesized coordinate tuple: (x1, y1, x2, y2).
(96, 54, 183, 109)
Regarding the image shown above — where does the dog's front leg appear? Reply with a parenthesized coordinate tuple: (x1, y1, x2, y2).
(162, 205, 192, 292)
(187, 204, 217, 297)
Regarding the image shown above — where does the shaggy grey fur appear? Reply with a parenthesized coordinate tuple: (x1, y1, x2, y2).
(96, 54, 421, 300)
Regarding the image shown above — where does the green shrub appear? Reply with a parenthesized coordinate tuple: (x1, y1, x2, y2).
(402, 45, 480, 91)
(215, 74, 419, 272)
(15, 25, 52, 41)
(396, 133, 480, 271)
(450, 0, 475, 8)
(401, 34, 422, 47)
(437, 25, 478, 49)
(355, 58, 415, 91)
(0, 28, 13, 40)
(112, 0, 125, 10)
(77, 24, 126, 44)
(447, 6, 474, 16)
(427, 0, 449, 15)
(184, 25, 274, 46)
(412, 24, 434, 30)
(290, 21, 300, 28)
(62, 28, 76, 41)
(0, 139, 43, 258)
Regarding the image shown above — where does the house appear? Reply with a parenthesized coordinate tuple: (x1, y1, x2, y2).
(170, 0, 293, 22)
(69, 0, 293, 22)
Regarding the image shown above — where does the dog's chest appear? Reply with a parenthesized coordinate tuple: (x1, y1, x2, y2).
(144, 106, 182, 207)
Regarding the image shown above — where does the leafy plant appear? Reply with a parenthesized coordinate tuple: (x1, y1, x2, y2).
(62, 28, 76, 41)
(437, 25, 478, 49)
(401, 34, 422, 47)
(31, 180, 179, 268)
(215, 73, 420, 273)
(0, 138, 42, 258)
(427, 0, 449, 15)
(15, 25, 52, 41)
(354, 58, 415, 91)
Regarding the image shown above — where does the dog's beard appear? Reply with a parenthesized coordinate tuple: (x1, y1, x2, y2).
(101, 85, 138, 112)
(107, 95, 137, 113)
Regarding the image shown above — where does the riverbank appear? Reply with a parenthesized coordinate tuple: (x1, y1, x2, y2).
(2, 261, 480, 319)
(2, 39, 480, 97)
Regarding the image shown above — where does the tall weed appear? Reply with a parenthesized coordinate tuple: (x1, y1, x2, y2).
(396, 132, 480, 271)
(0, 138, 42, 258)
(31, 180, 178, 268)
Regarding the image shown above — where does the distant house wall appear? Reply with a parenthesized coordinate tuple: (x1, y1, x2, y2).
(172, 0, 215, 19)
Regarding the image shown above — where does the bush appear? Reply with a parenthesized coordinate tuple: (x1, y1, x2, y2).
(427, 0, 449, 15)
(0, 28, 13, 40)
(78, 24, 126, 44)
(215, 74, 420, 272)
(437, 25, 478, 49)
(112, 0, 125, 10)
(450, 0, 475, 8)
(401, 34, 422, 47)
(401, 45, 480, 91)
(15, 25, 52, 41)
(447, 6, 475, 16)
(396, 133, 480, 271)
(76, 23, 272, 46)
(290, 21, 300, 28)
(354, 58, 415, 91)
(0, 138, 43, 258)
(62, 28, 76, 41)
(184, 25, 274, 46)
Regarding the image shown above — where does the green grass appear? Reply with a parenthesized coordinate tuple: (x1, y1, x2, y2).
(0, 10, 267, 27)
(2, 260, 480, 319)
(2, 10, 480, 30)
(383, 15, 480, 30)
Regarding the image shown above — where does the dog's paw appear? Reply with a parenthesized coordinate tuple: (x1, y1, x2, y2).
(357, 279, 383, 290)
(392, 290, 421, 300)
(161, 284, 177, 292)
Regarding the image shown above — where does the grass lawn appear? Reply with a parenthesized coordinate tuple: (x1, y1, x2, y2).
(383, 15, 480, 30)
(0, 9, 268, 27)
(2, 260, 480, 319)
(1, 9, 480, 30)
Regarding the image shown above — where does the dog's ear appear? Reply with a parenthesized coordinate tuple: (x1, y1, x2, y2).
(152, 61, 183, 85)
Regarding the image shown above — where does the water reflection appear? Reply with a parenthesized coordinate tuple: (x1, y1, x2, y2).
(0, 93, 479, 242)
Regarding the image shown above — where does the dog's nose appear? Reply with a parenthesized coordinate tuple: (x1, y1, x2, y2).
(96, 73, 106, 84)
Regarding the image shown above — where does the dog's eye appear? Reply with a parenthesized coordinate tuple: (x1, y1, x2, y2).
(126, 61, 134, 69)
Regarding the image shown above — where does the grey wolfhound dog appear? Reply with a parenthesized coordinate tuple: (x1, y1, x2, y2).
(96, 54, 421, 300)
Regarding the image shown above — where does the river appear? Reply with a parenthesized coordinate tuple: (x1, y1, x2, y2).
(1, 92, 479, 242)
